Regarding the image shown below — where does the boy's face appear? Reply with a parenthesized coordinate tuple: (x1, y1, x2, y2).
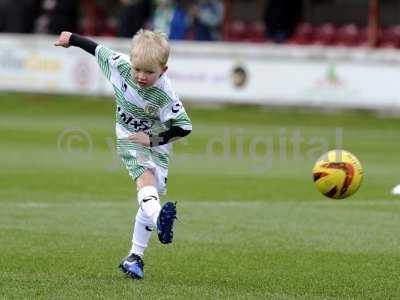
(131, 62, 168, 89)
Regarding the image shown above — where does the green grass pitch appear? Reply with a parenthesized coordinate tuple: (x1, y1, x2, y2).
(1, 92, 400, 299)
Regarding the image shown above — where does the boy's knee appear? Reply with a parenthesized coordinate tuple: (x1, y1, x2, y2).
(136, 169, 156, 190)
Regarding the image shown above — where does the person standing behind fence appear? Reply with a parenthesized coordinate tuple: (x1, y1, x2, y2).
(152, 0, 174, 37)
(152, 0, 190, 40)
(189, 0, 224, 41)
(263, 0, 303, 43)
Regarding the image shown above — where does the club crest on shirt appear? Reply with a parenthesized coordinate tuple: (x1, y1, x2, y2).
(144, 104, 159, 117)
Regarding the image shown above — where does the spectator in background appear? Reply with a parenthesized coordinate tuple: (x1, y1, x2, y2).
(189, 0, 224, 41)
(35, 0, 79, 34)
(152, 0, 174, 36)
(152, 0, 190, 40)
(169, 0, 191, 40)
(0, 0, 41, 33)
(263, 0, 303, 43)
(117, 0, 151, 38)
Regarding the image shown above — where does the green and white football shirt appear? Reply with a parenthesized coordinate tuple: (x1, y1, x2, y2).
(95, 45, 192, 191)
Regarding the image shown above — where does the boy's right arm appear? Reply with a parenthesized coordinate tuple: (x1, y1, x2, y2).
(54, 31, 98, 56)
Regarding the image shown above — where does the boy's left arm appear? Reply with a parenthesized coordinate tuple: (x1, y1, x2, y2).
(154, 99, 192, 146)
(128, 126, 191, 147)
(150, 125, 191, 147)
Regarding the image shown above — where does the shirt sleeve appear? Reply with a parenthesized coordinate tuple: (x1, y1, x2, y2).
(95, 45, 121, 80)
(159, 99, 192, 131)
(69, 34, 98, 55)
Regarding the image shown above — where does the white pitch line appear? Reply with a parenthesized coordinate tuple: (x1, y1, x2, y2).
(0, 199, 398, 209)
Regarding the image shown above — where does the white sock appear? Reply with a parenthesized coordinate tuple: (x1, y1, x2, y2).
(130, 208, 153, 257)
(137, 185, 161, 226)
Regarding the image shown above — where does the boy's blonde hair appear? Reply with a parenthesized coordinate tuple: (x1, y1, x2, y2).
(130, 29, 170, 69)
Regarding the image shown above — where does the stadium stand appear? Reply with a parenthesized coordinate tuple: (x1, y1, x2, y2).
(1, 0, 400, 49)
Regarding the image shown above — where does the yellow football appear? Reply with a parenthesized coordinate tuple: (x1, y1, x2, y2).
(312, 150, 363, 199)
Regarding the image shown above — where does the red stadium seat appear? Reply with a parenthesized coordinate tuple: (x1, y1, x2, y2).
(246, 21, 266, 43)
(379, 25, 400, 48)
(358, 26, 369, 46)
(225, 20, 246, 42)
(313, 23, 338, 46)
(289, 22, 314, 45)
(99, 17, 117, 37)
(337, 24, 360, 47)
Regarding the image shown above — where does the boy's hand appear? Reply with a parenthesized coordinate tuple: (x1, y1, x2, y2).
(128, 132, 151, 147)
(54, 31, 72, 48)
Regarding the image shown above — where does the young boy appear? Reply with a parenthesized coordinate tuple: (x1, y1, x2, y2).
(55, 30, 192, 279)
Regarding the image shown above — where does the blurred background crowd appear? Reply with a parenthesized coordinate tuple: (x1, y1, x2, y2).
(0, 0, 400, 48)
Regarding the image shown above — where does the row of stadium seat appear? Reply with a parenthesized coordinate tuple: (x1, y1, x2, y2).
(224, 20, 266, 43)
(224, 20, 400, 48)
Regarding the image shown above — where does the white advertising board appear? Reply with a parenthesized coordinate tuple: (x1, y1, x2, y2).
(0, 34, 400, 110)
